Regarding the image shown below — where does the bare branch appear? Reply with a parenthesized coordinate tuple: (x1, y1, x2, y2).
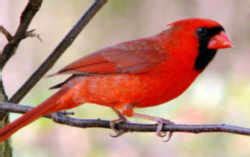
(1, 101, 250, 136)
(0, 102, 73, 118)
(24, 29, 42, 42)
(0, 26, 13, 41)
(0, 0, 43, 69)
(10, 0, 108, 103)
(0, 1, 42, 154)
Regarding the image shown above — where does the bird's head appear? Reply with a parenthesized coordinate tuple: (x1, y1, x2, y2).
(163, 18, 232, 71)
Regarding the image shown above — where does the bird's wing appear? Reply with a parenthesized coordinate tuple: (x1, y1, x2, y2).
(53, 39, 167, 76)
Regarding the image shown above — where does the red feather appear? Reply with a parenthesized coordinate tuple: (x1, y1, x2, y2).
(55, 39, 167, 75)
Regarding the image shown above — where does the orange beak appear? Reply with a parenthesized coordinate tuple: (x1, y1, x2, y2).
(208, 31, 232, 49)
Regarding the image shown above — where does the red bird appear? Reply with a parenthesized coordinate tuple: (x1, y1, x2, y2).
(0, 18, 232, 142)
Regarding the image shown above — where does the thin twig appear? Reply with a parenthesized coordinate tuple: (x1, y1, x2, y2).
(0, 0, 43, 69)
(1, 101, 250, 136)
(24, 29, 42, 42)
(10, 0, 108, 103)
(0, 26, 13, 41)
(0, 102, 73, 118)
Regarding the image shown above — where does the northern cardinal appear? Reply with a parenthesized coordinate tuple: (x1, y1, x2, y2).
(0, 18, 232, 142)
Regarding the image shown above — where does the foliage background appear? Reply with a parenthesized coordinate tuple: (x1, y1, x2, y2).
(0, 0, 250, 156)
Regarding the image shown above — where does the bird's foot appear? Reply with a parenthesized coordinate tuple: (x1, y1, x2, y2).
(51, 111, 74, 122)
(109, 116, 128, 137)
(59, 110, 75, 116)
(155, 118, 175, 142)
(133, 113, 175, 142)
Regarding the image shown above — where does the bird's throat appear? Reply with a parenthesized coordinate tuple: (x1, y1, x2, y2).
(194, 49, 217, 71)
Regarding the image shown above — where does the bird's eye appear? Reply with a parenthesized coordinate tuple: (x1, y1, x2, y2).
(197, 28, 208, 36)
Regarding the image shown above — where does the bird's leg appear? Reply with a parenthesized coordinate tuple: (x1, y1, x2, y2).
(133, 112, 175, 142)
(109, 108, 128, 137)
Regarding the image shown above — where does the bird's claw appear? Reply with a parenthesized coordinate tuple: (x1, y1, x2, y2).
(52, 111, 74, 122)
(109, 117, 128, 137)
(156, 118, 175, 142)
(60, 111, 75, 116)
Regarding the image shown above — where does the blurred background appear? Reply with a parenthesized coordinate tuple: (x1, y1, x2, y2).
(1, 0, 250, 156)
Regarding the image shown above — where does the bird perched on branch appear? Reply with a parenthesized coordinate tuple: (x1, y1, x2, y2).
(0, 18, 232, 142)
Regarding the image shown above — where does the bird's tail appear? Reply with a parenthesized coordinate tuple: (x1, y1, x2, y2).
(0, 87, 80, 143)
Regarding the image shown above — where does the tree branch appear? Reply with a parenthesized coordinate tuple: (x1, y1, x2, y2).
(0, 0, 43, 70)
(10, 0, 108, 103)
(1, 101, 250, 136)
(0, 1, 43, 156)
(0, 26, 13, 42)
